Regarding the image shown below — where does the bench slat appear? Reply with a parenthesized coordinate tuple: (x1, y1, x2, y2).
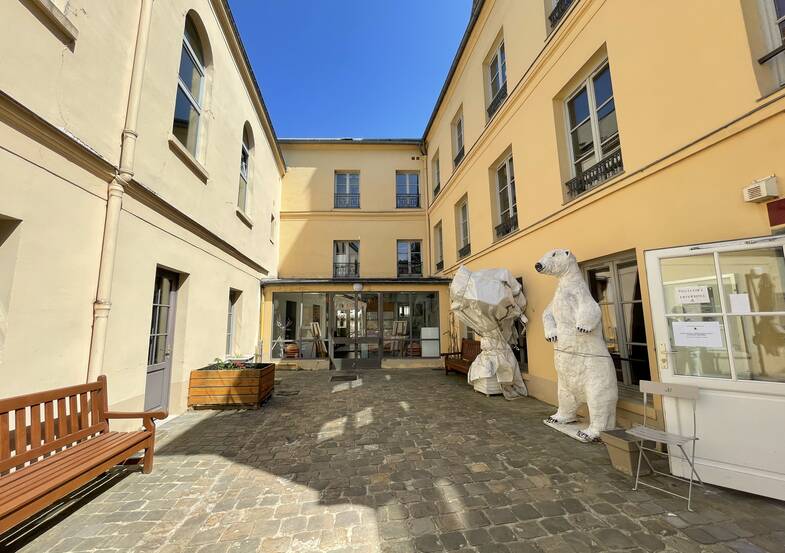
(43, 401, 54, 445)
(0, 432, 140, 502)
(29, 405, 41, 450)
(79, 394, 89, 431)
(56, 398, 67, 439)
(14, 409, 25, 457)
(68, 395, 78, 437)
(0, 412, 9, 460)
(90, 390, 99, 428)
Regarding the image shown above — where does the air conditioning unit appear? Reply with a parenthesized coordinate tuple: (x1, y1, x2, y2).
(743, 175, 778, 203)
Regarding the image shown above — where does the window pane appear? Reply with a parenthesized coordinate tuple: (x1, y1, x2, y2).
(396, 182, 407, 195)
(597, 101, 618, 147)
(728, 315, 785, 382)
(184, 18, 205, 66)
(660, 254, 722, 314)
(587, 266, 615, 303)
(667, 316, 731, 378)
(411, 292, 439, 358)
(718, 247, 785, 312)
(499, 43, 507, 82)
(568, 88, 590, 127)
(172, 87, 199, 154)
(593, 66, 614, 106)
(776, 0, 785, 18)
(178, 45, 202, 102)
(336, 173, 347, 186)
(349, 173, 360, 185)
(571, 120, 594, 159)
(396, 173, 406, 186)
(237, 177, 247, 212)
(240, 147, 249, 180)
(410, 173, 419, 186)
(618, 260, 642, 301)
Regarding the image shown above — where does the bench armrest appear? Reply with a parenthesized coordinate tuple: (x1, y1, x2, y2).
(105, 410, 168, 431)
(440, 351, 461, 358)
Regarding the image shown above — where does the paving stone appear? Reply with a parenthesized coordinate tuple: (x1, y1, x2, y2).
(593, 528, 636, 549)
(464, 528, 493, 546)
(440, 532, 467, 551)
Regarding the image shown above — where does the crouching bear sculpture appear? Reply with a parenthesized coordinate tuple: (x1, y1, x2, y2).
(535, 248, 618, 442)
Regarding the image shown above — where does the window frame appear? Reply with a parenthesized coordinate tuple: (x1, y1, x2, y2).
(495, 154, 517, 223)
(333, 240, 360, 277)
(237, 132, 251, 213)
(173, 19, 206, 155)
(458, 199, 470, 249)
(270, 213, 277, 243)
(434, 222, 444, 265)
(452, 111, 465, 167)
(564, 61, 619, 178)
(759, 0, 785, 83)
(396, 171, 420, 208)
(488, 40, 507, 102)
(397, 240, 423, 276)
(334, 171, 361, 208)
(432, 153, 441, 196)
(226, 289, 241, 356)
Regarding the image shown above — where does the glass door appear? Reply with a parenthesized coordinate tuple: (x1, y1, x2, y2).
(330, 292, 382, 369)
(646, 236, 785, 501)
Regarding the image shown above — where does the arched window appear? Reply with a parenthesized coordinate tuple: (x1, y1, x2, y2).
(238, 124, 253, 212)
(172, 14, 207, 156)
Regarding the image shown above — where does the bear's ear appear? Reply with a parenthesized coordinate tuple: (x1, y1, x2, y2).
(564, 250, 570, 256)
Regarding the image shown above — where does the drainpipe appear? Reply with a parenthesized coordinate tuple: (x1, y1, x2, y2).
(86, 0, 154, 382)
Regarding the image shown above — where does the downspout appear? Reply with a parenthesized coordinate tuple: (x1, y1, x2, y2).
(86, 0, 154, 382)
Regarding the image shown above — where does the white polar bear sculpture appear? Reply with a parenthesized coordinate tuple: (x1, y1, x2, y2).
(535, 248, 618, 442)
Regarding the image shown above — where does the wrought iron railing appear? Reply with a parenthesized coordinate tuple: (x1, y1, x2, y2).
(548, 0, 575, 29)
(435, 260, 444, 272)
(333, 262, 359, 278)
(396, 194, 420, 209)
(397, 262, 423, 277)
(565, 148, 623, 200)
(453, 147, 465, 168)
(334, 193, 360, 208)
(432, 183, 441, 199)
(495, 213, 518, 239)
(487, 82, 508, 119)
(458, 243, 471, 259)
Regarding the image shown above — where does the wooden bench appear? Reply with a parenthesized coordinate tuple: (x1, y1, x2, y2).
(0, 375, 167, 534)
(442, 338, 481, 375)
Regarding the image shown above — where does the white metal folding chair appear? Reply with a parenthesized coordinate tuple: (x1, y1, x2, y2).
(627, 380, 703, 511)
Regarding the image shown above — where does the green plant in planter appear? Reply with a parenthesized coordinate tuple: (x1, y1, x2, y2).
(212, 357, 247, 370)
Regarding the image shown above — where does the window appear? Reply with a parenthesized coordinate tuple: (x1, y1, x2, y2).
(432, 153, 441, 197)
(382, 292, 440, 358)
(237, 126, 252, 213)
(494, 155, 518, 239)
(396, 172, 420, 208)
(173, 15, 207, 156)
(487, 40, 508, 119)
(334, 240, 360, 277)
(226, 290, 241, 355)
(0, 217, 21, 362)
(564, 62, 623, 199)
(270, 213, 277, 243)
(271, 293, 329, 359)
(452, 111, 465, 167)
(434, 222, 444, 271)
(397, 240, 422, 276)
(456, 199, 471, 258)
(584, 255, 650, 396)
(548, 0, 575, 30)
(335, 172, 360, 208)
(759, 0, 785, 82)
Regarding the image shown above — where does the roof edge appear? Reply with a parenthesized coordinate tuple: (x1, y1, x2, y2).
(279, 138, 422, 146)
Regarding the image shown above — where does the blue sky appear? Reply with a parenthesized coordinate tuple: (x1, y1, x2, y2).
(228, 0, 473, 139)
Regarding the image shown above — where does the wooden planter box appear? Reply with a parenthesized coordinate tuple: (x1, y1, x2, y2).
(601, 429, 652, 477)
(188, 363, 275, 409)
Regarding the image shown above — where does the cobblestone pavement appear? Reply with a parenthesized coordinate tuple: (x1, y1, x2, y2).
(9, 369, 785, 553)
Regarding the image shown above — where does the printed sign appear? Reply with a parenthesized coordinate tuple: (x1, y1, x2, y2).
(729, 293, 752, 314)
(672, 321, 723, 348)
(675, 286, 711, 305)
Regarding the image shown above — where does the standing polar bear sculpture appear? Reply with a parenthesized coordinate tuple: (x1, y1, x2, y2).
(535, 248, 618, 442)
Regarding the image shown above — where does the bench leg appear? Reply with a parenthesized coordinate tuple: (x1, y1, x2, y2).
(142, 436, 155, 474)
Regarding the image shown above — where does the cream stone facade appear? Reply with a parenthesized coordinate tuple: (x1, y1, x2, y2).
(1, 0, 283, 424)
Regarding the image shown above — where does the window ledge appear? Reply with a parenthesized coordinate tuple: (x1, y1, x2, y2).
(235, 208, 253, 228)
(168, 135, 209, 183)
(30, 0, 78, 42)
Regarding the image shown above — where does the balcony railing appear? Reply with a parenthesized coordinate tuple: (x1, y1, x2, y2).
(458, 243, 471, 259)
(334, 193, 360, 208)
(397, 262, 423, 277)
(396, 194, 420, 209)
(432, 183, 441, 199)
(333, 262, 359, 278)
(495, 213, 518, 240)
(435, 259, 444, 272)
(548, 0, 575, 29)
(565, 148, 623, 200)
(487, 82, 508, 119)
(453, 147, 465, 168)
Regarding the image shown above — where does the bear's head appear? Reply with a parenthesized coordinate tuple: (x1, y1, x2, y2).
(535, 249, 577, 276)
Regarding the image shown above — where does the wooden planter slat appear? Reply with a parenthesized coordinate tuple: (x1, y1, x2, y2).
(187, 364, 275, 409)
